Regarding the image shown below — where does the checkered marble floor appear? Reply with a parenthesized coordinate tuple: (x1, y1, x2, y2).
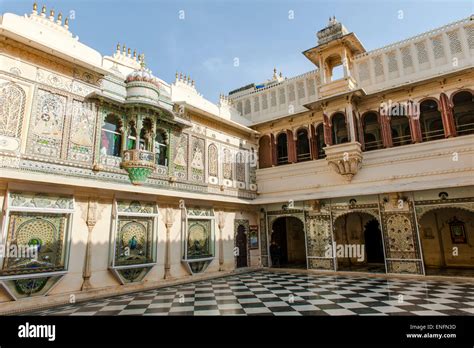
(27, 271, 474, 316)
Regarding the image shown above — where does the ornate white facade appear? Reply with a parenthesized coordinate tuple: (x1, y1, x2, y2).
(0, 5, 472, 314)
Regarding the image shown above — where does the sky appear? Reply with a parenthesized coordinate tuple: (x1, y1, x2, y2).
(1, 0, 472, 102)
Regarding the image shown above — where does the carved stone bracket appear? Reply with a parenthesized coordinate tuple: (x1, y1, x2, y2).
(324, 142, 363, 182)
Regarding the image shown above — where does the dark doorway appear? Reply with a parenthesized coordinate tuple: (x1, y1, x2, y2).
(364, 219, 385, 263)
(236, 224, 248, 268)
(270, 217, 306, 268)
(334, 213, 385, 273)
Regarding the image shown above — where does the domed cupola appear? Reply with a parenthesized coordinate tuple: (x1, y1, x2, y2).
(125, 55, 161, 105)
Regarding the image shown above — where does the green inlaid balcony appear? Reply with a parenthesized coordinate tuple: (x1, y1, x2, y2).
(121, 149, 156, 185)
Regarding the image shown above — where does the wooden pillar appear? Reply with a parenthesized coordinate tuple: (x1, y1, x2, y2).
(356, 112, 365, 150)
(378, 112, 393, 148)
(440, 92, 457, 138)
(323, 113, 333, 146)
(270, 133, 277, 166)
(287, 129, 296, 163)
(408, 101, 422, 143)
(310, 124, 318, 160)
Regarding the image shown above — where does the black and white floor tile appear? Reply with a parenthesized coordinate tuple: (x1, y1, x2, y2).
(26, 271, 474, 316)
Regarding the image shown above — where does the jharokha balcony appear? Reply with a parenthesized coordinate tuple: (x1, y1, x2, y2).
(121, 149, 156, 185)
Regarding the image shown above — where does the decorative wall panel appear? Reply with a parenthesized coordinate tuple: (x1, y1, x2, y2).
(381, 202, 424, 275)
(305, 214, 335, 270)
(172, 132, 188, 180)
(0, 82, 26, 146)
(190, 136, 204, 182)
(68, 100, 96, 163)
(28, 89, 66, 158)
(208, 143, 218, 177)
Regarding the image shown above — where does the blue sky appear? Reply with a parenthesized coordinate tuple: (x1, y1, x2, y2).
(1, 0, 472, 102)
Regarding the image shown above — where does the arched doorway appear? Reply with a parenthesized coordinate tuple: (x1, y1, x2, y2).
(419, 207, 474, 277)
(235, 224, 248, 268)
(333, 212, 386, 273)
(270, 216, 306, 268)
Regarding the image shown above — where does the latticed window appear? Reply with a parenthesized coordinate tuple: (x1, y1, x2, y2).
(431, 36, 445, 59)
(236, 101, 243, 114)
(415, 41, 429, 64)
(400, 46, 413, 69)
(288, 84, 295, 102)
(0, 82, 26, 138)
(270, 90, 276, 107)
(307, 78, 316, 96)
(465, 25, 474, 50)
(244, 99, 251, 114)
(262, 94, 268, 109)
(279, 88, 286, 104)
(358, 61, 370, 81)
(387, 51, 398, 73)
(297, 81, 305, 99)
(447, 30, 463, 55)
(373, 56, 384, 77)
(253, 96, 260, 112)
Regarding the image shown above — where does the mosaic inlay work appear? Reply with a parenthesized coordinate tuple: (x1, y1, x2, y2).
(2, 212, 67, 275)
(10, 192, 74, 210)
(115, 218, 154, 266)
(305, 214, 334, 270)
(187, 219, 212, 259)
(236, 152, 245, 182)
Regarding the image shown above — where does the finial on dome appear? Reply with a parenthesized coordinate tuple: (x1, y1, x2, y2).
(122, 44, 126, 53)
(133, 49, 137, 59)
(175, 72, 178, 79)
(116, 43, 120, 52)
(192, 79, 195, 86)
(41, 5, 46, 15)
(179, 72, 182, 80)
(65, 17, 69, 28)
(58, 13, 62, 21)
(33, 3, 38, 14)
(127, 48, 131, 56)
(50, 9, 55, 19)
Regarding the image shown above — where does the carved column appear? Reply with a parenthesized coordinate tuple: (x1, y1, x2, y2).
(440, 92, 457, 138)
(81, 198, 102, 291)
(163, 206, 176, 279)
(217, 211, 226, 271)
